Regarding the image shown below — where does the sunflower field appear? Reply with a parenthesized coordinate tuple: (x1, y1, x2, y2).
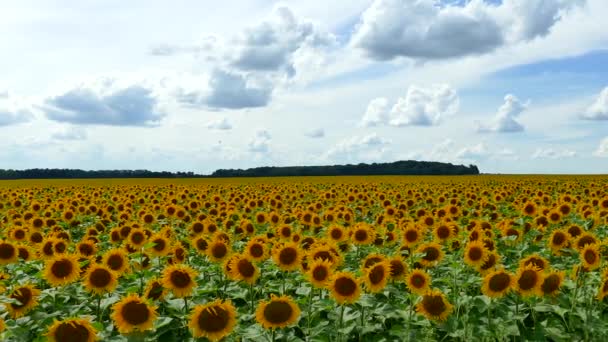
(0, 176, 607, 341)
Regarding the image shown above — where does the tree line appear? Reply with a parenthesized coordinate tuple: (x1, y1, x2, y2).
(0, 161, 479, 179)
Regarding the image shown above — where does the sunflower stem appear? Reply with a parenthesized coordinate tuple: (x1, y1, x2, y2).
(338, 305, 346, 342)
(250, 282, 255, 314)
(96, 295, 102, 319)
(307, 286, 314, 340)
(184, 296, 189, 314)
(568, 272, 582, 332)
(271, 328, 276, 342)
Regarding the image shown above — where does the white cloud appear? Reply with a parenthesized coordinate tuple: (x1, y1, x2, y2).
(389, 84, 459, 126)
(351, 0, 582, 61)
(593, 137, 608, 157)
(456, 142, 488, 160)
(360, 97, 389, 127)
(304, 128, 325, 138)
(581, 87, 608, 120)
(206, 117, 232, 130)
(0, 91, 34, 126)
(476, 94, 528, 132)
(248, 129, 272, 153)
(52, 126, 87, 140)
(40, 77, 165, 126)
(325, 133, 390, 161)
(532, 147, 577, 159)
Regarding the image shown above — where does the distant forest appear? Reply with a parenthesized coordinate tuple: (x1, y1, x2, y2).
(0, 161, 479, 179)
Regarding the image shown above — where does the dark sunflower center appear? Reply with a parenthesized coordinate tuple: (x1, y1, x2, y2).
(481, 254, 497, 270)
(364, 257, 382, 268)
(578, 236, 596, 249)
(79, 244, 94, 256)
(10, 287, 32, 309)
(437, 226, 450, 239)
(312, 266, 328, 281)
(90, 268, 112, 288)
(422, 247, 439, 262)
(263, 301, 293, 324)
(198, 306, 229, 332)
(518, 270, 538, 290)
(584, 249, 597, 264)
(488, 273, 510, 292)
(107, 255, 124, 270)
(237, 259, 255, 278)
(52, 259, 74, 278)
(335, 277, 357, 296)
(552, 233, 565, 245)
(55, 242, 67, 253)
(18, 247, 30, 260)
(153, 239, 166, 251)
(121, 301, 151, 325)
(314, 251, 331, 262)
(405, 230, 418, 242)
(15, 230, 26, 239)
(468, 247, 483, 261)
(422, 294, 447, 316)
(212, 244, 228, 259)
(43, 242, 54, 256)
(411, 274, 426, 288)
(170, 270, 192, 288)
(279, 248, 297, 265)
(53, 321, 91, 342)
(354, 230, 368, 242)
(0, 243, 16, 259)
(249, 244, 263, 257)
(131, 232, 144, 244)
(192, 223, 204, 233)
(390, 260, 405, 277)
(368, 265, 385, 285)
(147, 282, 164, 300)
(541, 274, 560, 294)
(331, 229, 343, 240)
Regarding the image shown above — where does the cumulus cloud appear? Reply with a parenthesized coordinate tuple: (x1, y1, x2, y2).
(351, 0, 581, 61)
(206, 117, 232, 130)
(304, 128, 325, 138)
(593, 137, 608, 157)
(176, 69, 273, 110)
(0, 91, 34, 126)
(581, 87, 608, 120)
(360, 98, 389, 127)
(41, 78, 165, 126)
(390, 84, 459, 126)
(52, 126, 87, 140)
(532, 147, 577, 159)
(456, 142, 488, 160)
(325, 133, 390, 161)
(476, 94, 528, 132)
(248, 129, 272, 153)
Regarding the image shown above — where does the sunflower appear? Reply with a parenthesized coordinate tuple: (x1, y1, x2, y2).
(0, 240, 18, 265)
(548, 229, 568, 253)
(406, 269, 431, 295)
(45, 318, 97, 342)
(245, 239, 268, 262)
(575, 233, 598, 250)
(463, 241, 488, 268)
(433, 224, 453, 242)
(102, 248, 130, 275)
(481, 269, 513, 298)
(327, 225, 347, 243)
(514, 265, 542, 297)
(598, 278, 608, 301)
(522, 201, 537, 216)
(228, 254, 259, 284)
(477, 251, 501, 275)
(308, 245, 342, 268)
(126, 229, 146, 249)
(16, 244, 33, 261)
(207, 239, 231, 263)
(580, 244, 601, 270)
(111, 293, 157, 334)
(189, 299, 237, 341)
(272, 242, 303, 272)
(44, 254, 80, 287)
(364, 261, 390, 293)
(77, 241, 97, 258)
(256, 295, 301, 329)
(416, 289, 453, 321)
(351, 223, 375, 245)
(147, 234, 171, 257)
(6, 284, 40, 318)
(144, 279, 166, 301)
(329, 271, 362, 304)
(416, 242, 444, 267)
(161, 264, 198, 298)
(83, 264, 118, 295)
(388, 255, 407, 281)
(519, 254, 549, 272)
(306, 258, 332, 288)
(540, 270, 565, 297)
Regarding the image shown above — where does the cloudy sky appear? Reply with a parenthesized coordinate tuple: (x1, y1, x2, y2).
(1, 0, 607, 174)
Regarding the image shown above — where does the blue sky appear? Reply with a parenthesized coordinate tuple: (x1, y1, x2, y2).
(0, 0, 607, 174)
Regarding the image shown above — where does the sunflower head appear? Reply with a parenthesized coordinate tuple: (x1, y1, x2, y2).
(364, 261, 390, 293)
(245, 238, 268, 262)
(329, 271, 362, 305)
(482, 269, 513, 298)
(45, 318, 97, 342)
(416, 242, 444, 267)
(0, 240, 18, 265)
(207, 239, 231, 263)
(44, 254, 81, 287)
(406, 269, 431, 295)
(580, 244, 601, 270)
(388, 256, 408, 281)
(102, 248, 130, 275)
(144, 279, 166, 301)
(306, 258, 333, 288)
(161, 264, 198, 298)
(83, 264, 118, 295)
(7, 284, 40, 318)
(515, 264, 542, 297)
(541, 270, 565, 297)
(189, 299, 237, 341)
(255, 295, 301, 330)
(227, 254, 259, 284)
(416, 289, 453, 321)
(463, 240, 489, 268)
(272, 242, 303, 272)
(111, 293, 157, 334)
